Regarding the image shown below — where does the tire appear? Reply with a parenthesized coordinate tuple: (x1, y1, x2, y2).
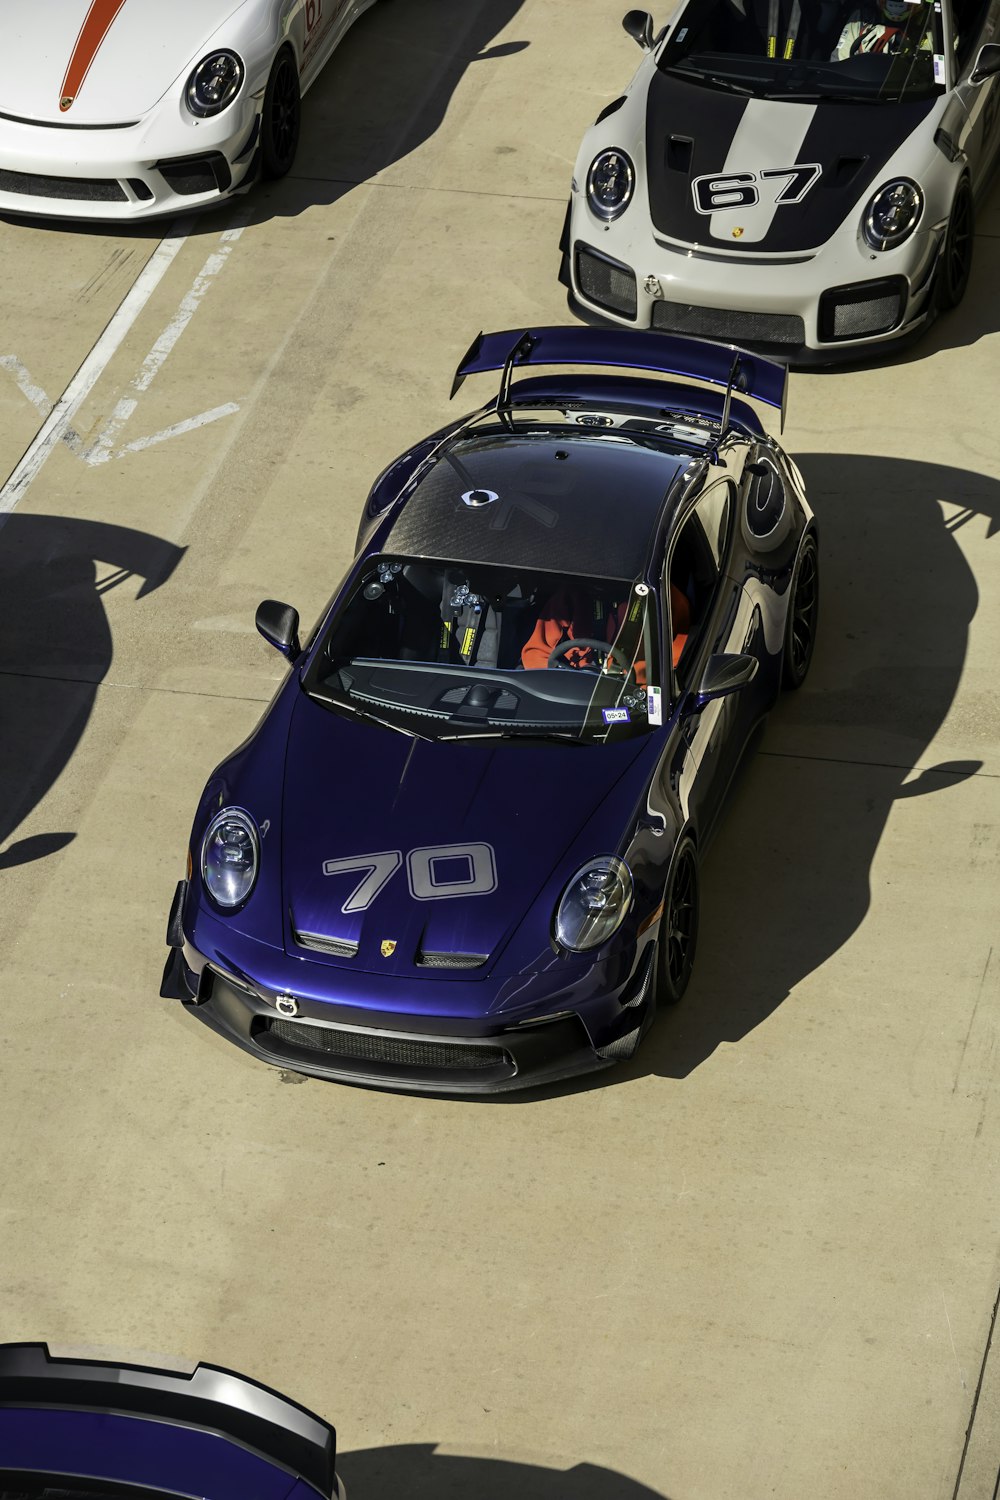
(656, 836, 699, 1006)
(782, 531, 819, 690)
(937, 176, 974, 312)
(261, 49, 301, 180)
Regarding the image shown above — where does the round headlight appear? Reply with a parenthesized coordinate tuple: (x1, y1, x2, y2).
(862, 179, 922, 251)
(201, 808, 259, 909)
(186, 51, 244, 118)
(586, 149, 635, 221)
(554, 857, 633, 952)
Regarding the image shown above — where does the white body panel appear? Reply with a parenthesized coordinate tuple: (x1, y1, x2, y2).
(0, 0, 378, 219)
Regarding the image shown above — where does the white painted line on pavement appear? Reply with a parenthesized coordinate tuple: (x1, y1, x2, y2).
(0, 219, 192, 519)
(87, 217, 248, 465)
(118, 401, 241, 456)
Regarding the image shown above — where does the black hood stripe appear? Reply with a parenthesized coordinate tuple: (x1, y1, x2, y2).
(645, 68, 936, 251)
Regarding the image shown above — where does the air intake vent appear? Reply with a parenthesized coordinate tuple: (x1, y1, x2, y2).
(416, 951, 488, 969)
(262, 1019, 512, 1072)
(831, 157, 865, 188)
(0, 168, 126, 201)
(293, 928, 359, 958)
(666, 135, 693, 173)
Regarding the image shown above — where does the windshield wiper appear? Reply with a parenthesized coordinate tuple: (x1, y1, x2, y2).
(309, 688, 432, 741)
(667, 66, 757, 95)
(437, 728, 590, 745)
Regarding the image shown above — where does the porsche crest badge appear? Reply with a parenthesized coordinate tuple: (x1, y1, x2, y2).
(60, 96, 74, 111)
(732, 226, 744, 238)
(380, 939, 397, 957)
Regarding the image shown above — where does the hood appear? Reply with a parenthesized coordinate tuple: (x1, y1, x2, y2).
(0, 0, 248, 124)
(644, 69, 936, 252)
(279, 696, 654, 981)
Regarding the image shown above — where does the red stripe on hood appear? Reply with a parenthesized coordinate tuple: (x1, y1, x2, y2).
(59, 0, 129, 110)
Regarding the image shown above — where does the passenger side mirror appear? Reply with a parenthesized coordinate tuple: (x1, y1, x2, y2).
(695, 652, 758, 705)
(622, 9, 655, 48)
(971, 42, 1000, 82)
(255, 599, 301, 659)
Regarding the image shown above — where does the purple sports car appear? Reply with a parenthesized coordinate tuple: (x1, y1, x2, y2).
(161, 327, 818, 1094)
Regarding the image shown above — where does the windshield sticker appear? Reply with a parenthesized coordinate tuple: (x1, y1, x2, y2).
(933, 52, 945, 81)
(603, 707, 631, 724)
(647, 686, 663, 725)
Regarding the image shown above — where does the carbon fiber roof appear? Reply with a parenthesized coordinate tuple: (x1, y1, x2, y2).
(386, 431, 690, 577)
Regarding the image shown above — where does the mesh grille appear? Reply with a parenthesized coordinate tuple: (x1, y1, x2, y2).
(416, 952, 488, 969)
(265, 1019, 511, 1072)
(652, 298, 803, 345)
(0, 168, 126, 202)
(818, 278, 906, 341)
(831, 292, 901, 337)
(576, 245, 638, 319)
(293, 928, 358, 958)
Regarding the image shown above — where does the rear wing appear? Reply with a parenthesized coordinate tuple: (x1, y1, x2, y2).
(0, 1343, 337, 1498)
(450, 326, 788, 432)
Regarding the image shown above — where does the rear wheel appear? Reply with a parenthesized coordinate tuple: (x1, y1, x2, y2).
(656, 837, 699, 1005)
(262, 49, 301, 179)
(782, 531, 819, 690)
(938, 177, 974, 312)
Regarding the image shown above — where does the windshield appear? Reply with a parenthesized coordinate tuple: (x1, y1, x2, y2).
(302, 557, 661, 744)
(658, 0, 947, 101)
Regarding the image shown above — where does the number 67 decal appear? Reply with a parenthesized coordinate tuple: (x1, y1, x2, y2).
(692, 163, 821, 214)
(322, 843, 498, 913)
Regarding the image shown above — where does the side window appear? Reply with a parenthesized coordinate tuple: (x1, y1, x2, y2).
(665, 481, 734, 689)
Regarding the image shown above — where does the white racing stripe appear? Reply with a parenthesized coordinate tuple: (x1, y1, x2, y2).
(0, 218, 192, 520)
(709, 100, 816, 244)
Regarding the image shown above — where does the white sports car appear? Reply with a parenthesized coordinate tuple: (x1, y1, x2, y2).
(564, 1, 1000, 362)
(0, 0, 378, 220)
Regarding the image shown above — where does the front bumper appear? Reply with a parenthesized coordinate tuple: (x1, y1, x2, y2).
(161, 881, 658, 1096)
(567, 205, 943, 366)
(0, 99, 261, 221)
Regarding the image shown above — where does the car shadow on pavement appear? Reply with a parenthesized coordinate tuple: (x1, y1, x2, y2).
(637, 451, 995, 1082)
(505, 453, 995, 1099)
(337, 1444, 671, 1499)
(0, 514, 184, 870)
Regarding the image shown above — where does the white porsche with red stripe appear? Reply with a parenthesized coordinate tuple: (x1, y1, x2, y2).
(564, 1, 1000, 363)
(0, 0, 378, 219)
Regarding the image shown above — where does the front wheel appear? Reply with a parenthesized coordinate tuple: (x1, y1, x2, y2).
(938, 177, 974, 312)
(656, 837, 699, 1005)
(261, 49, 301, 179)
(782, 531, 819, 690)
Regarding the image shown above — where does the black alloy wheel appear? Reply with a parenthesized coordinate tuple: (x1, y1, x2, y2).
(262, 49, 301, 179)
(656, 837, 699, 1005)
(938, 177, 974, 312)
(782, 531, 819, 690)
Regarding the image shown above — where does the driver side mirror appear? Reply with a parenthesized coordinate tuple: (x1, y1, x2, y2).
(255, 599, 301, 659)
(971, 42, 1000, 83)
(695, 652, 758, 705)
(622, 9, 655, 48)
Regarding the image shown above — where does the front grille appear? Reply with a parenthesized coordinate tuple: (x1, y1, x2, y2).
(416, 951, 488, 969)
(262, 1018, 511, 1072)
(293, 928, 358, 958)
(818, 277, 906, 342)
(652, 298, 803, 346)
(156, 152, 231, 196)
(575, 243, 638, 319)
(0, 167, 126, 202)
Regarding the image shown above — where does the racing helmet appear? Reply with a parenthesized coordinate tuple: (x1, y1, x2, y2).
(878, 0, 911, 22)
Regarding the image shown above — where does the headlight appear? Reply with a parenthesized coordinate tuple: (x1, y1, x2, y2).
(586, 149, 635, 221)
(554, 857, 633, 952)
(862, 179, 922, 251)
(186, 51, 244, 117)
(201, 808, 259, 909)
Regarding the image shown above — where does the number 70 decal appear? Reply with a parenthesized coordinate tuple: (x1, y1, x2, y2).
(322, 843, 498, 913)
(692, 163, 821, 215)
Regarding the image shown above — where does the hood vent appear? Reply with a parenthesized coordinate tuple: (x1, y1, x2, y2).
(416, 951, 488, 970)
(666, 135, 693, 174)
(294, 927, 359, 959)
(830, 157, 866, 189)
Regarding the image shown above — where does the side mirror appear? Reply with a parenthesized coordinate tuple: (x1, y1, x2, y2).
(695, 652, 758, 705)
(971, 42, 1000, 82)
(623, 9, 655, 48)
(255, 599, 301, 659)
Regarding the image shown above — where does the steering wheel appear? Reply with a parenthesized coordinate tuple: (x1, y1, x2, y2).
(547, 637, 629, 674)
